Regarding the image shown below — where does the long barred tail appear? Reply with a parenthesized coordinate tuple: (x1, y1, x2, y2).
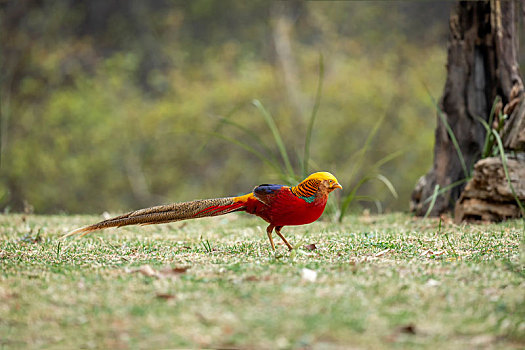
(62, 197, 247, 238)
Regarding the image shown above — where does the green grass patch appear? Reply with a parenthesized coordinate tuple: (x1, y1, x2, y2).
(1, 213, 524, 349)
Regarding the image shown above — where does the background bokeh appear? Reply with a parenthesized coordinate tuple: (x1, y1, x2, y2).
(1, 1, 454, 214)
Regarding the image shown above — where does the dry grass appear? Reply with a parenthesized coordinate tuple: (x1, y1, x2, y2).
(1, 213, 524, 349)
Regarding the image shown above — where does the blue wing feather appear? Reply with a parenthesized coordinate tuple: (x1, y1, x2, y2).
(252, 184, 286, 205)
(254, 184, 284, 194)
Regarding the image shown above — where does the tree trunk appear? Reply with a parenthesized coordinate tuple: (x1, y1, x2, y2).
(410, 0, 524, 217)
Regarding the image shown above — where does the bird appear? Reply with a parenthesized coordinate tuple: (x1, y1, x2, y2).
(63, 171, 342, 250)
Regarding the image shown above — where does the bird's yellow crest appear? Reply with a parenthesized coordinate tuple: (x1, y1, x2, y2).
(302, 171, 340, 184)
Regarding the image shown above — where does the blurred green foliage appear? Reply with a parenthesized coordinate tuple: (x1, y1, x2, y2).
(1, 1, 451, 214)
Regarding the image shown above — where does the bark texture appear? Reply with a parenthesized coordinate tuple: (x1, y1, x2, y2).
(411, 0, 524, 216)
(502, 89, 525, 151)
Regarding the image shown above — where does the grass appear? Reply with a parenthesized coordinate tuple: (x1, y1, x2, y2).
(1, 213, 524, 349)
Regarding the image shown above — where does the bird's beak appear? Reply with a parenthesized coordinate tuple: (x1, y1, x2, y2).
(332, 183, 343, 190)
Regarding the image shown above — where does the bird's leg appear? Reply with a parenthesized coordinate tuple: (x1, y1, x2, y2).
(275, 226, 294, 251)
(266, 225, 276, 251)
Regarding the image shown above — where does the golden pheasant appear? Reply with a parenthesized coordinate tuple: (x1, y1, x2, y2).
(64, 171, 342, 250)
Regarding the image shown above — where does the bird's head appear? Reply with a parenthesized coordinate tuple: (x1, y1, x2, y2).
(301, 171, 342, 194)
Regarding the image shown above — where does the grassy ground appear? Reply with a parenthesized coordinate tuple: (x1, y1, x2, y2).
(0, 213, 523, 349)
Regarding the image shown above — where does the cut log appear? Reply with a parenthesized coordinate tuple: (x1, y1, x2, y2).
(454, 156, 525, 222)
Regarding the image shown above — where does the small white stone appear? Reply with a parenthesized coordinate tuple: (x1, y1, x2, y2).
(425, 278, 440, 287)
(301, 268, 318, 282)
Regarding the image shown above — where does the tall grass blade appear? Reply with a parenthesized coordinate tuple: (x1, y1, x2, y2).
(437, 107, 469, 178)
(338, 173, 397, 221)
(370, 149, 404, 171)
(215, 116, 280, 165)
(201, 239, 213, 253)
(423, 184, 440, 219)
(354, 195, 383, 214)
(475, 111, 505, 159)
(475, 115, 490, 132)
(207, 132, 285, 178)
(375, 174, 398, 199)
(345, 112, 387, 187)
(252, 99, 296, 180)
(422, 177, 470, 205)
(444, 231, 458, 257)
(372, 199, 382, 214)
(423, 86, 469, 178)
(56, 241, 62, 259)
(198, 104, 241, 153)
(303, 53, 324, 177)
(339, 176, 370, 221)
(481, 97, 500, 158)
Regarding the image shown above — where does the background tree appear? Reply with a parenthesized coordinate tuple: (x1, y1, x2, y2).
(411, 0, 525, 218)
